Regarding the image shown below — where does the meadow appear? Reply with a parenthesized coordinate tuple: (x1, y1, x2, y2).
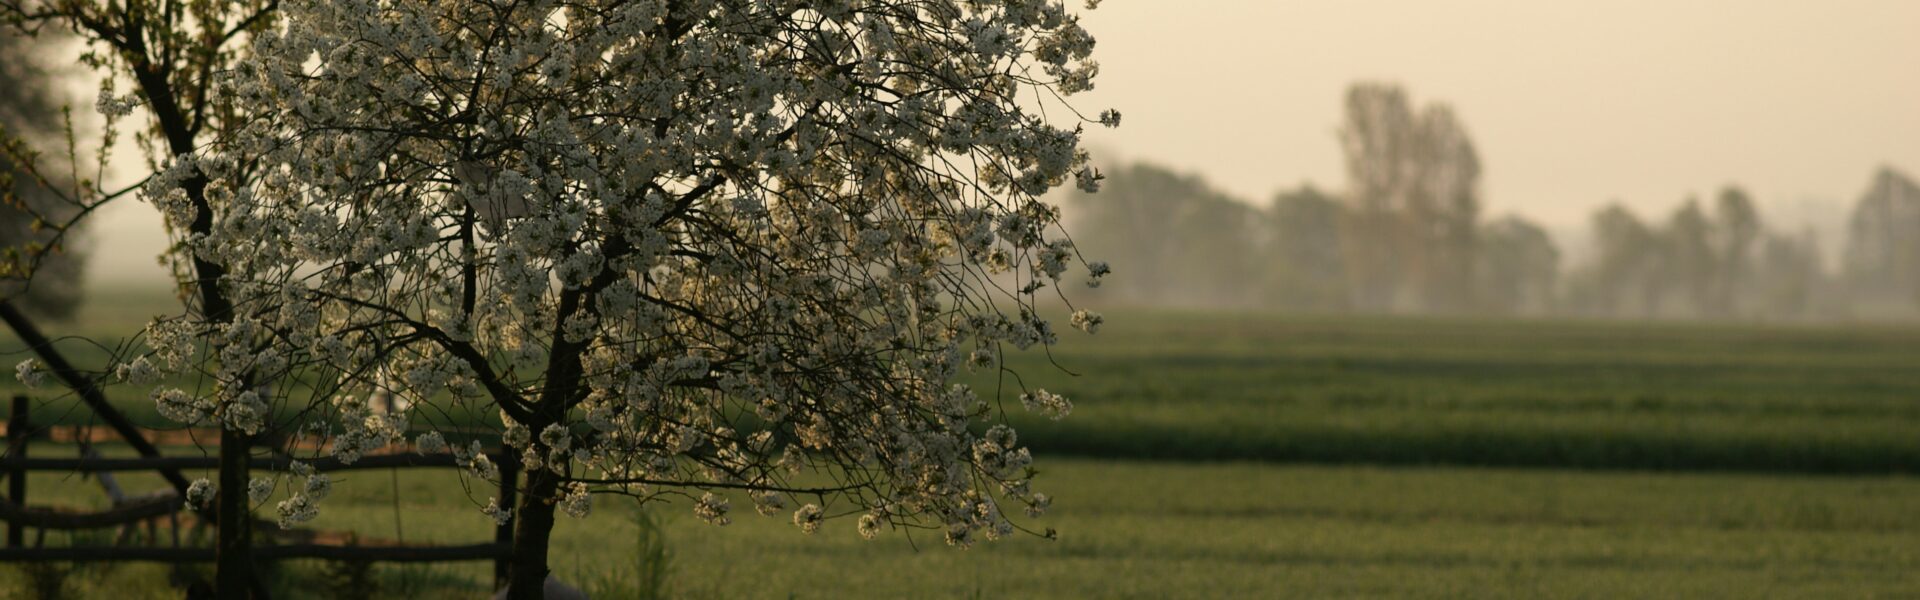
(991, 310, 1920, 472)
(7, 457, 1919, 598)
(3, 291, 1919, 597)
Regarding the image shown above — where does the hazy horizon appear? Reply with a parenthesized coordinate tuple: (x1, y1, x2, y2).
(76, 0, 1920, 289)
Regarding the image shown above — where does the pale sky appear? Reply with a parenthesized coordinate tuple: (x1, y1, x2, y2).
(83, 0, 1920, 287)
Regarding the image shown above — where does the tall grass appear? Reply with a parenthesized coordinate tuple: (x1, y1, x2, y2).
(576, 500, 675, 599)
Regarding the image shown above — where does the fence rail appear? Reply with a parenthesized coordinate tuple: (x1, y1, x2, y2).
(1, 451, 492, 473)
(0, 395, 523, 587)
(0, 542, 511, 563)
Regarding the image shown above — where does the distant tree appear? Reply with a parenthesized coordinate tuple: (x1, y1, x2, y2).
(1755, 229, 1823, 318)
(1710, 186, 1762, 315)
(1585, 203, 1660, 316)
(1264, 184, 1348, 311)
(1337, 82, 1481, 312)
(1407, 105, 1482, 313)
(0, 28, 88, 320)
(1663, 198, 1716, 316)
(1338, 83, 1417, 311)
(1842, 167, 1920, 309)
(1476, 216, 1559, 315)
(1069, 163, 1261, 307)
(1172, 191, 1267, 308)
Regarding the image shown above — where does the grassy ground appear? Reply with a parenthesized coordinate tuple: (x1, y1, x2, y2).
(3, 291, 1920, 597)
(6, 457, 1919, 599)
(987, 310, 1920, 472)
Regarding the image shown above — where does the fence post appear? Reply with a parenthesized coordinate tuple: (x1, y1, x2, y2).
(7, 395, 28, 547)
(492, 451, 519, 590)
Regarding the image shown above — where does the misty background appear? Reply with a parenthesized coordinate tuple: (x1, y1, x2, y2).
(36, 1, 1920, 320)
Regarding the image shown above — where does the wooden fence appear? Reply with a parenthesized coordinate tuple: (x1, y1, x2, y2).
(0, 395, 522, 587)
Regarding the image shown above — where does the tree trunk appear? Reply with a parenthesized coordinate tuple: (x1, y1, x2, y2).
(216, 429, 252, 599)
(506, 467, 561, 599)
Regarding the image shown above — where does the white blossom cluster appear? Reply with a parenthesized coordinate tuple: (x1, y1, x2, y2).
(130, 0, 1112, 542)
(14, 359, 43, 388)
(185, 478, 217, 510)
(93, 88, 143, 118)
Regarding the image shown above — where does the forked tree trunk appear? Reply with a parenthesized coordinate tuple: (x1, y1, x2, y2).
(506, 468, 562, 599)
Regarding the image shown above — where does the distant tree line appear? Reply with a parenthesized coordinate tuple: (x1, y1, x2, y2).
(1561, 189, 1827, 319)
(1843, 167, 1920, 316)
(1067, 82, 1920, 321)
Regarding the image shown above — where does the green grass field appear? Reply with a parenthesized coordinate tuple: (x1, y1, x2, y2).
(3, 291, 1919, 597)
(989, 310, 1920, 472)
(8, 458, 1920, 598)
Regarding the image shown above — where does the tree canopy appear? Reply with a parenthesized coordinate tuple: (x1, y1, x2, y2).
(4, 1, 1118, 597)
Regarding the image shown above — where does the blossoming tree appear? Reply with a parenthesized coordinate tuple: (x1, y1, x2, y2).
(2, 1, 281, 596)
(6, 0, 1112, 596)
(170, 0, 1116, 597)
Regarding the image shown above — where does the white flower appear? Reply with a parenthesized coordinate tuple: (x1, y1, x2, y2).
(276, 494, 319, 529)
(945, 524, 975, 548)
(858, 513, 883, 540)
(1074, 167, 1104, 193)
(414, 430, 448, 453)
(1019, 389, 1073, 420)
(115, 357, 162, 385)
(222, 390, 267, 435)
(153, 388, 213, 426)
(467, 451, 499, 481)
(1070, 310, 1104, 334)
(1087, 261, 1112, 287)
(94, 88, 141, 117)
(303, 473, 332, 501)
(559, 482, 591, 519)
(14, 359, 44, 388)
(752, 490, 787, 517)
(792, 503, 824, 534)
(539, 424, 572, 452)
(987, 425, 1019, 449)
(694, 492, 731, 526)
(1026, 493, 1052, 517)
(483, 497, 513, 526)
(248, 477, 275, 504)
(502, 422, 530, 449)
(185, 479, 217, 510)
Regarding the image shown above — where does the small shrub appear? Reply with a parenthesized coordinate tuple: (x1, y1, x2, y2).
(581, 501, 673, 600)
